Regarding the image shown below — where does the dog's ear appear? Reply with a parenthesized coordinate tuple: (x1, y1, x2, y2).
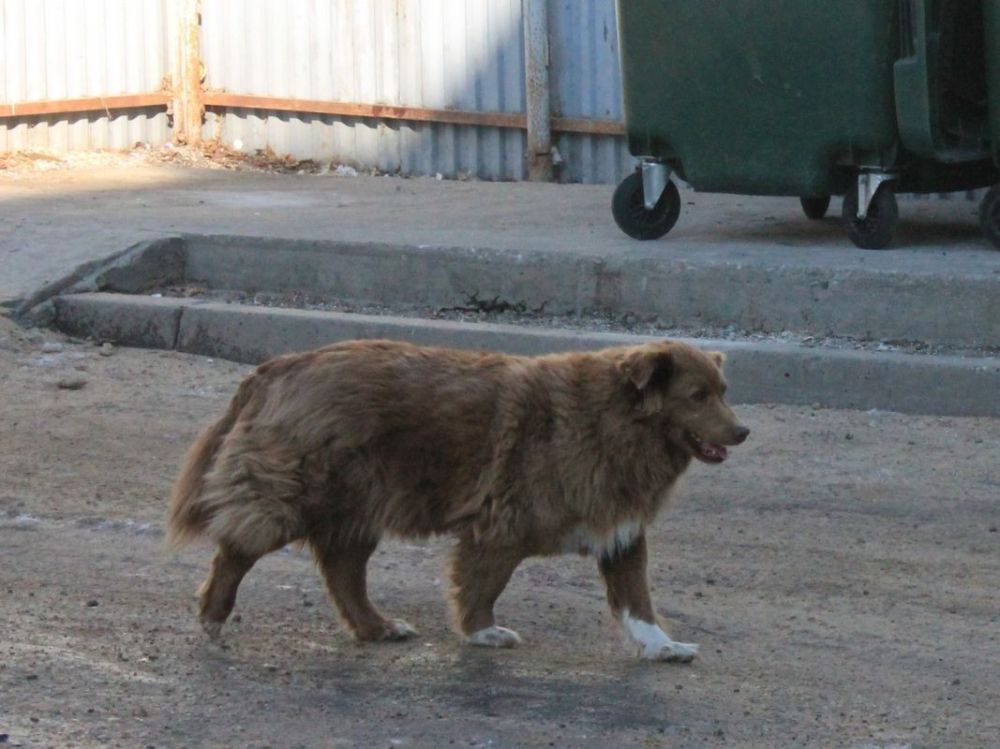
(621, 349, 673, 390)
(708, 351, 726, 369)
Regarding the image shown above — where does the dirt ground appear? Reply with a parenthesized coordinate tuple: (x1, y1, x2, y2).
(1, 315, 998, 748)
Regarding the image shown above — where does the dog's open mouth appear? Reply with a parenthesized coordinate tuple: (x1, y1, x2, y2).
(686, 432, 728, 464)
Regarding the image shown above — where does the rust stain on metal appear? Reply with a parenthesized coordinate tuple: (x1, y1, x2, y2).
(523, 0, 553, 181)
(551, 116, 626, 137)
(0, 91, 625, 138)
(0, 94, 171, 119)
(202, 93, 622, 137)
(203, 93, 526, 129)
(174, 0, 204, 145)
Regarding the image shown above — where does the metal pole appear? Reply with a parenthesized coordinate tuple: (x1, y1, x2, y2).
(522, 0, 553, 181)
(174, 0, 203, 145)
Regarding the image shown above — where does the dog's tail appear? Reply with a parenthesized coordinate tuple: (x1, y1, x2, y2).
(165, 374, 259, 549)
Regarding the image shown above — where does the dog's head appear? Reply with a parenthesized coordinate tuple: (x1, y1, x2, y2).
(619, 341, 749, 464)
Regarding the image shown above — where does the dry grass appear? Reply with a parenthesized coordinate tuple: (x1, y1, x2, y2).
(0, 140, 365, 177)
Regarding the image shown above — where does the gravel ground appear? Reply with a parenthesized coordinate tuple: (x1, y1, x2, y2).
(1, 315, 998, 749)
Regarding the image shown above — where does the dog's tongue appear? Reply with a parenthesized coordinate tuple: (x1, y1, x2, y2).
(700, 442, 728, 461)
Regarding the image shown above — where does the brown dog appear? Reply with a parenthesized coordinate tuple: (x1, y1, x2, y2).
(167, 338, 748, 661)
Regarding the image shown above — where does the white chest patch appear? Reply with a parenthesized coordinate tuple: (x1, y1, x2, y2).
(561, 519, 642, 557)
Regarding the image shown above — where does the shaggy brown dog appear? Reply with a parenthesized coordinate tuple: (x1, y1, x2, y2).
(168, 338, 748, 661)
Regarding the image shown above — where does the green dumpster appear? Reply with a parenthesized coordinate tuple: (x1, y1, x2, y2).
(983, 0, 1000, 246)
(612, 0, 1000, 250)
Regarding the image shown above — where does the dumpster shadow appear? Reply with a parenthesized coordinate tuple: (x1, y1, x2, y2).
(894, 211, 985, 248)
(673, 193, 989, 252)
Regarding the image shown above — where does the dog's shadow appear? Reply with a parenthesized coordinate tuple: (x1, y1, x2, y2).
(441, 648, 679, 731)
(196, 628, 680, 735)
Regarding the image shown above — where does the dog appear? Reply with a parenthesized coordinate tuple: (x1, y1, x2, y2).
(167, 338, 748, 661)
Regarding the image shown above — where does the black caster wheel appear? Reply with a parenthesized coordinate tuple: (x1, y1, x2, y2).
(612, 170, 681, 240)
(842, 184, 898, 249)
(979, 185, 1000, 250)
(800, 196, 831, 220)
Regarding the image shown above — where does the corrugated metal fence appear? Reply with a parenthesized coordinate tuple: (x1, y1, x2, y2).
(202, 0, 529, 181)
(0, 0, 177, 152)
(549, 0, 630, 184)
(1, 0, 633, 183)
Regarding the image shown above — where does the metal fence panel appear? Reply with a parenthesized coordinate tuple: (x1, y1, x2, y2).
(2, 0, 634, 182)
(201, 0, 532, 181)
(0, 0, 176, 153)
(549, 0, 632, 184)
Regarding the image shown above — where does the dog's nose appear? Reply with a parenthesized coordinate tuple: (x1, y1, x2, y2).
(732, 425, 750, 444)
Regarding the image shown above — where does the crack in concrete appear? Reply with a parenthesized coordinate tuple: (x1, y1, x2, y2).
(172, 305, 186, 351)
(440, 291, 549, 316)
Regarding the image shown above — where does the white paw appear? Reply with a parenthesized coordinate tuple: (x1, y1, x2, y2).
(381, 619, 418, 641)
(623, 611, 698, 664)
(467, 625, 521, 649)
(641, 640, 699, 663)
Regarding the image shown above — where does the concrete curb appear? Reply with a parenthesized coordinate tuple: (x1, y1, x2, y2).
(52, 293, 1000, 417)
(14, 236, 186, 319)
(182, 234, 1000, 350)
(18, 233, 999, 351)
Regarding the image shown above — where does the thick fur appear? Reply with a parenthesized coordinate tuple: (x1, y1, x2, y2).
(168, 338, 747, 654)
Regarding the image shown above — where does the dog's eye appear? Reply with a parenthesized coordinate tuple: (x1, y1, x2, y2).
(692, 389, 709, 403)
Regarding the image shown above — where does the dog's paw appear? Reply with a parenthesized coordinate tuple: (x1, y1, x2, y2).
(356, 618, 418, 642)
(640, 641, 699, 663)
(200, 617, 224, 641)
(381, 619, 418, 641)
(623, 611, 698, 664)
(467, 625, 522, 649)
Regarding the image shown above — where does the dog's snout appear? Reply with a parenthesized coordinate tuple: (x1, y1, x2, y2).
(732, 425, 750, 444)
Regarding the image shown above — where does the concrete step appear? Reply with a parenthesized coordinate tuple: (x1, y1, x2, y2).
(177, 234, 1000, 351)
(19, 232, 1000, 351)
(51, 293, 1000, 417)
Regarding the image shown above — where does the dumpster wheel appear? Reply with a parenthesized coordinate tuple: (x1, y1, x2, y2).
(979, 186, 1000, 250)
(842, 185, 898, 250)
(612, 171, 681, 240)
(800, 196, 831, 220)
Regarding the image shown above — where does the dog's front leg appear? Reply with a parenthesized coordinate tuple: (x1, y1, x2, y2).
(449, 533, 524, 648)
(598, 533, 699, 663)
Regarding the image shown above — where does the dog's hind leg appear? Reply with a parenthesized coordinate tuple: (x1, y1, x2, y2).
(312, 536, 417, 642)
(449, 535, 523, 648)
(195, 501, 303, 639)
(197, 544, 260, 639)
(191, 434, 309, 639)
(598, 532, 699, 663)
